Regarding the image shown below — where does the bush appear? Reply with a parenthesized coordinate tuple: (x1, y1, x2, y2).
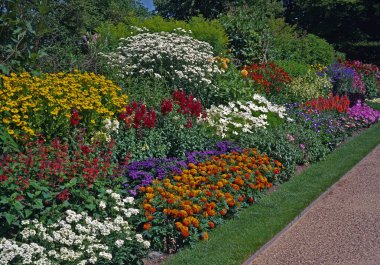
(219, 0, 284, 64)
(284, 70, 332, 102)
(114, 91, 216, 161)
(206, 94, 287, 139)
(242, 62, 292, 98)
(326, 62, 366, 97)
(212, 62, 256, 105)
(97, 16, 228, 54)
(0, 192, 150, 265)
(342, 60, 380, 99)
(269, 18, 336, 66)
(0, 132, 125, 236)
(274, 60, 311, 78)
(101, 32, 221, 104)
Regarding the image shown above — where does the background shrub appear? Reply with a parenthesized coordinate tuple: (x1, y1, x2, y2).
(97, 16, 229, 54)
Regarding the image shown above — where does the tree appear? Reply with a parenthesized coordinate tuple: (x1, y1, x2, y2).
(284, 0, 380, 64)
(153, 0, 241, 19)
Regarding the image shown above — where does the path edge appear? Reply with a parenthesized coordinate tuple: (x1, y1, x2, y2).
(241, 143, 380, 265)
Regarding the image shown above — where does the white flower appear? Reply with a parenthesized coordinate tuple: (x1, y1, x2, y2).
(115, 240, 124, 248)
(99, 201, 106, 209)
(143, 240, 151, 249)
(99, 252, 112, 260)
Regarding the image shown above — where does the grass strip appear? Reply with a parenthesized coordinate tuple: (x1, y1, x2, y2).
(163, 122, 380, 265)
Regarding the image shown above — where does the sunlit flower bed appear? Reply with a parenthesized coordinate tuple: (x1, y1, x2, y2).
(137, 148, 283, 251)
(0, 72, 127, 138)
(206, 94, 286, 138)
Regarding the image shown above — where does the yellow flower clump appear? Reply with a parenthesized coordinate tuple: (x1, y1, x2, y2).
(310, 63, 327, 72)
(0, 71, 128, 137)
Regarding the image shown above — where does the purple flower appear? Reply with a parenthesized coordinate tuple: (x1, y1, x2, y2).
(123, 141, 241, 196)
(348, 101, 380, 125)
(299, 144, 305, 150)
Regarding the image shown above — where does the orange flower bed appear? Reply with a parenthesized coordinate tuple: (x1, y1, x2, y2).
(138, 148, 284, 249)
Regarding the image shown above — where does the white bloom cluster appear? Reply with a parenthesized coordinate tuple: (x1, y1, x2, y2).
(101, 32, 221, 91)
(206, 94, 287, 138)
(103, 118, 119, 133)
(91, 118, 119, 143)
(0, 191, 150, 264)
(0, 239, 49, 265)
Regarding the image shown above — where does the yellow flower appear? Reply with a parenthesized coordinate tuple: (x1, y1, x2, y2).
(7, 129, 14, 135)
(241, 69, 248, 78)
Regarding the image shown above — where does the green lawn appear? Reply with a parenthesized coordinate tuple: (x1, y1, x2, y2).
(163, 122, 380, 265)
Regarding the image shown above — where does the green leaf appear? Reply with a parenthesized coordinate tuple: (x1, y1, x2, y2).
(33, 199, 44, 209)
(13, 201, 24, 211)
(25, 209, 33, 218)
(5, 213, 16, 225)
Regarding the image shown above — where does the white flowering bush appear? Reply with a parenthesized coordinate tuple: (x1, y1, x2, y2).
(286, 70, 332, 102)
(0, 190, 150, 265)
(101, 32, 222, 95)
(206, 94, 287, 138)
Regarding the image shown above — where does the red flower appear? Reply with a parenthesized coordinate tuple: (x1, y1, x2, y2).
(81, 145, 91, 155)
(185, 118, 193, 128)
(0, 175, 8, 182)
(57, 188, 70, 202)
(70, 109, 80, 126)
(160, 99, 173, 115)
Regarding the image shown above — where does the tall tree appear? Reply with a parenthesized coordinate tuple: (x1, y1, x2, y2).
(153, 0, 241, 19)
(284, 0, 380, 63)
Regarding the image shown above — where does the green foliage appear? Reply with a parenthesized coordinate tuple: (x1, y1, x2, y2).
(269, 18, 336, 65)
(284, 0, 380, 65)
(0, 133, 126, 237)
(113, 114, 216, 162)
(160, 113, 217, 158)
(213, 65, 255, 104)
(274, 60, 310, 78)
(237, 123, 329, 179)
(219, 0, 284, 64)
(0, 123, 19, 155)
(0, 0, 147, 73)
(300, 34, 336, 65)
(284, 70, 332, 102)
(97, 16, 229, 53)
(153, 0, 239, 19)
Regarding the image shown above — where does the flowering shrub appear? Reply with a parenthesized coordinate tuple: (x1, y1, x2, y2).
(0, 191, 150, 265)
(348, 101, 380, 126)
(326, 63, 366, 96)
(0, 132, 124, 235)
(302, 94, 350, 113)
(0, 72, 128, 139)
(242, 62, 291, 95)
(101, 32, 221, 94)
(342, 60, 380, 99)
(285, 69, 332, 102)
(287, 103, 363, 148)
(206, 94, 286, 138)
(114, 90, 211, 161)
(138, 148, 283, 251)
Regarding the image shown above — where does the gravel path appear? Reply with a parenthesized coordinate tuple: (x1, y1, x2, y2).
(248, 144, 380, 265)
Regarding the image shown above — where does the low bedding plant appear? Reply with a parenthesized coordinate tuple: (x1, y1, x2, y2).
(1, 26, 380, 265)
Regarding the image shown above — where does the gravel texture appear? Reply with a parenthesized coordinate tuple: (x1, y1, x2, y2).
(249, 144, 380, 265)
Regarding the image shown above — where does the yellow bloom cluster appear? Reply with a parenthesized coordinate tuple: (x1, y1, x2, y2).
(310, 63, 327, 72)
(213, 56, 231, 70)
(0, 71, 128, 137)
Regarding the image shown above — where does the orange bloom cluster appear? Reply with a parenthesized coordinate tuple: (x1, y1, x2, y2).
(139, 148, 283, 243)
